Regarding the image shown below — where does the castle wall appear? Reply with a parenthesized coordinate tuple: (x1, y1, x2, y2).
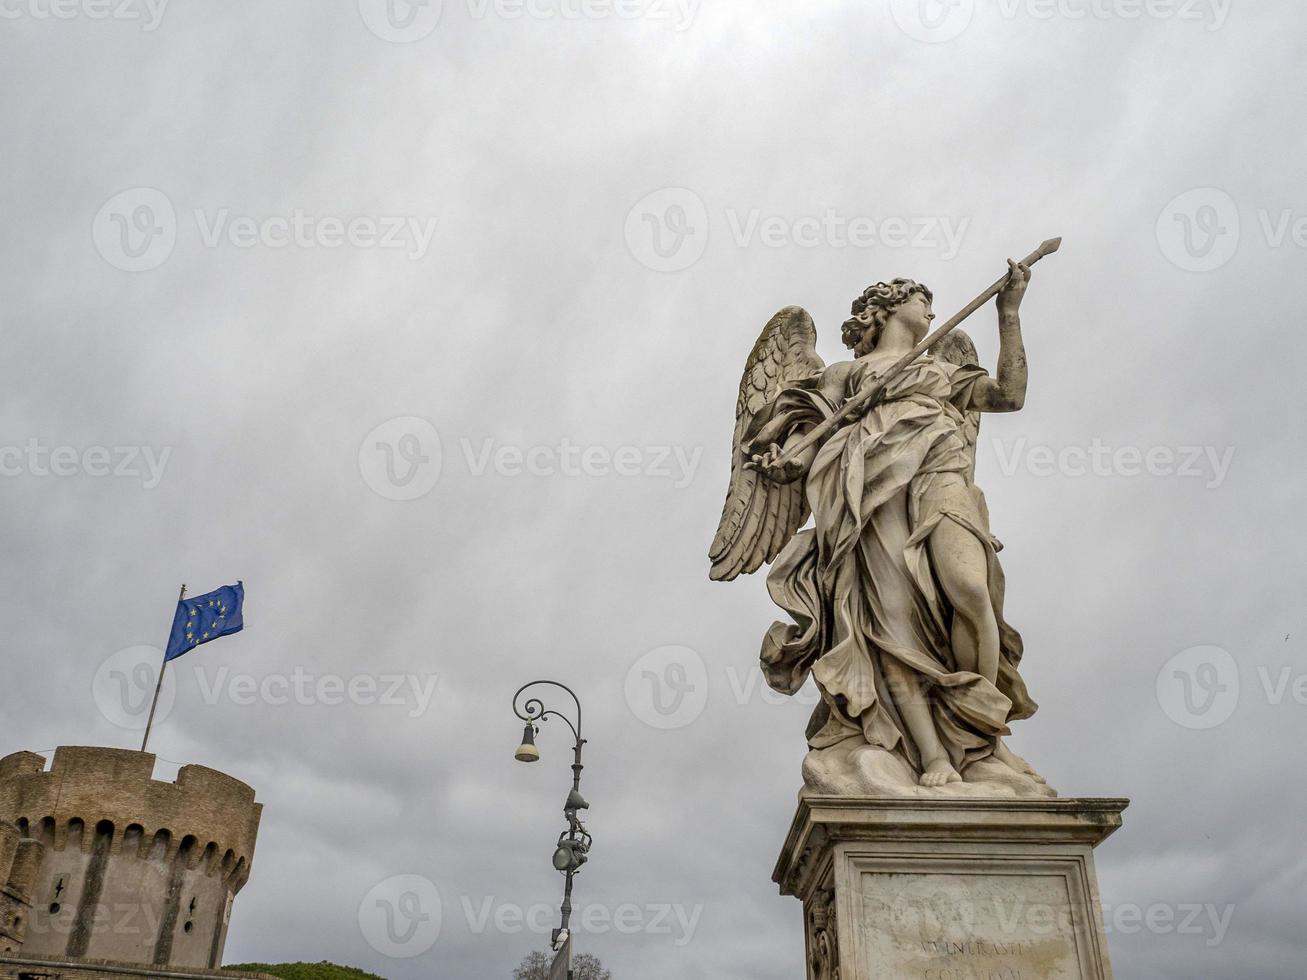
(0, 820, 22, 954)
(0, 749, 261, 971)
(0, 951, 278, 979)
(2, 817, 45, 955)
(20, 826, 91, 957)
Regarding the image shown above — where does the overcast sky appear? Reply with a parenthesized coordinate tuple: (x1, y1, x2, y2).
(1, 2, 1304, 978)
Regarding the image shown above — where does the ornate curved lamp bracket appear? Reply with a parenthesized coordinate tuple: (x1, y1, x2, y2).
(513, 680, 583, 746)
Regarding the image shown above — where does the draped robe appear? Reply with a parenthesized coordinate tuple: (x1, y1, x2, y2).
(749, 352, 1037, 772)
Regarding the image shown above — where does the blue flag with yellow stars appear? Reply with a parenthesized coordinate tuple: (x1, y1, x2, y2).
(165, 583, 245, 662)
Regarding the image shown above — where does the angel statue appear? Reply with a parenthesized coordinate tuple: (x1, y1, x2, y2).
(709, 243, 1062, 798)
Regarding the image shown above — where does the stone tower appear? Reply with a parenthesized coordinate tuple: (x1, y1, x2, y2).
(0, 747, 261, 972)
(0, 819, 44, 954)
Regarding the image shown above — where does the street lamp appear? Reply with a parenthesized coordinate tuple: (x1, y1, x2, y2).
(515, 723, 540, 763)
(512, 680, 591, 952)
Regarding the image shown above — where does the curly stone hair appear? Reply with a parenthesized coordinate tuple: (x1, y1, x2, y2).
(840, 278, 933, 357)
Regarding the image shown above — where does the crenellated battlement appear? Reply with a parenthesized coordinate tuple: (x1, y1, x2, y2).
(0, 746, 262, 970)
(0, 748, 260, 889)
(0, 755, 44, 784)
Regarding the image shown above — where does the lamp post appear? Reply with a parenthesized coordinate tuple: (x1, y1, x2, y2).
(512, 680, 591, 954)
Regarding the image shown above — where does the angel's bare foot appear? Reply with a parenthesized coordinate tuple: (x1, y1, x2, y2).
(919, 756, 961, 787)
(994, 739, 1046, 784)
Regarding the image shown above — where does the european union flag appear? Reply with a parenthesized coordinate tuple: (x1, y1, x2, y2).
(165, 583, 245, 662)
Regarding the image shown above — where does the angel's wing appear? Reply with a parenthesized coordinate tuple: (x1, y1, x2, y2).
(709, 306, 825, 582)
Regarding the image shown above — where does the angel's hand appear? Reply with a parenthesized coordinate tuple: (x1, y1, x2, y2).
(997, 258, 1031, 320)
(745, 443, 808, 484)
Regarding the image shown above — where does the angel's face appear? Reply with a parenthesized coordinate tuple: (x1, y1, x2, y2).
(894, 292, 936, 343)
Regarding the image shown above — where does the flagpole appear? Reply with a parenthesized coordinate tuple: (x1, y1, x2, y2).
(141, 584, 186, 753)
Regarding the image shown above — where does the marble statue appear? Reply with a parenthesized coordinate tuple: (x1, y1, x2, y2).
(710, 247, 1062, 799)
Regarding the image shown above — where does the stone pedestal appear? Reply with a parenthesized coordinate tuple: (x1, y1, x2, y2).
(774, 797, 1128, 980)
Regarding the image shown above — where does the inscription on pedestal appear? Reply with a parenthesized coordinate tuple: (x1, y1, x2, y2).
(857, 871, 1087, 980)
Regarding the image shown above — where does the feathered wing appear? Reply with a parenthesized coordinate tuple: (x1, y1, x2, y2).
(709, 306, 825, 582)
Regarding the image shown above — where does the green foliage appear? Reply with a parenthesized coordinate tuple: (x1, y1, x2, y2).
(513, 949, 611, 980)
(225, 961, 386, 980)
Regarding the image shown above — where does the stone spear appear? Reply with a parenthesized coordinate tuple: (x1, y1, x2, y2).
(756, 237, 1062, 473)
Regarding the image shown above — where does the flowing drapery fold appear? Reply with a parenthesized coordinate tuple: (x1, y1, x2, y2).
(753, 354, 1037, 771)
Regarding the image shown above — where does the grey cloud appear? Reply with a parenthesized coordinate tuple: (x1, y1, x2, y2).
(1, 3, 1304, 979)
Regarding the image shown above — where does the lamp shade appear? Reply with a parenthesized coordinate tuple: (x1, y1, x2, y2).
(514, 723, 540, 763)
